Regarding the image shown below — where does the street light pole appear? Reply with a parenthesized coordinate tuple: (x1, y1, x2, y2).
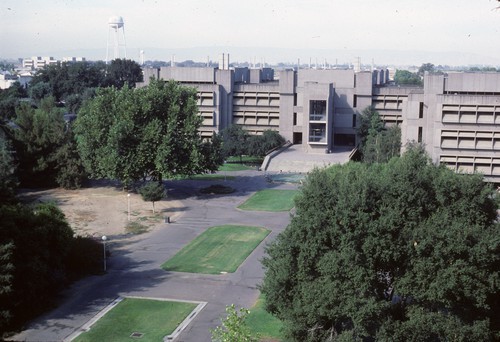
(102, 235, 107, 272)
(127, 193, 131, 221)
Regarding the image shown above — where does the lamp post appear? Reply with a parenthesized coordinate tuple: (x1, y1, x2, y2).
(127, 193, 131, 221)
(102, 235, 107, 272)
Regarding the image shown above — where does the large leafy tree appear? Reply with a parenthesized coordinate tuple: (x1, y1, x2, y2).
(394, 69, 422, 86)
(104, 58, 143, 89)
(219, 124, 250, 161)
(261, 146, 500, 341)
(247, 129, 286, 157)
(74, 79, 222, 186)
(29, 61, 106, 102)
(357, 107, 401, 163)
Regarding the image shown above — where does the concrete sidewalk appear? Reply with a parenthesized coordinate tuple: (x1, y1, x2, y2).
(266, 144, 353, 172)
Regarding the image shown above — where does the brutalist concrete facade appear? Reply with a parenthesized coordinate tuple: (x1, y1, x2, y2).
(139, 66, 386, 153)
(402, 72, 500, 182)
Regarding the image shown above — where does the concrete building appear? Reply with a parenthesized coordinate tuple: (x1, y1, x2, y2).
(402, 72, 500, 183)
(0, 71, 18, 89)
(139, 66, 500, 182)
(140, 65, 387, 151)
(22, 56, 58, 70)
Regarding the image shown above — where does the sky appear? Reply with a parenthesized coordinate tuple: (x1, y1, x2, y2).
(1, 0, 500, 66)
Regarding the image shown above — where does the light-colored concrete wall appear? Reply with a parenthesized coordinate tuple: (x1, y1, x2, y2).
(278, 70, 296, 142)
(297, 69, 355, 88)
(446, 72, 500, 93)
(302, 82, 334, 153)
(160, 67, 216, 83)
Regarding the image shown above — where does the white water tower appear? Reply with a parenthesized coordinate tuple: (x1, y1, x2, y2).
(106, 15, 127, 63)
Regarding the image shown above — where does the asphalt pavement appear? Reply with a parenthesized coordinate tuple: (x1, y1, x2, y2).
(8, 170, 298, 342)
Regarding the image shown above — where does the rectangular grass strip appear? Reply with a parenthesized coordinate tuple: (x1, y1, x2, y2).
(238, 189, 299, 211)
(161, 225, 270, 274)
(74, 298, 197, 342)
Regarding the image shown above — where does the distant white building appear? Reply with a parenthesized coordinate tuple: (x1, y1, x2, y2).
(22, 56, 58, 70)
(62, 57, 86, 63)
(0, 71, 17, 89)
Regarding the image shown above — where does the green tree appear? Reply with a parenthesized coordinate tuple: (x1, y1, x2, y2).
(28, 81, 52, 102)
(0, 82, 26, 120)
(53, 128, 87, 189)
(12, 97, 85, 188)
(74, 79, 222, 186)
(105, 58, 143, 89)
(357, 107, 401, 163)
(29, 61, 106, 102)
(0, 134, 16, 203)
(261, 146, 500, 341)
(0, 203, 74, 333)
(219, 125, 250, 161)
(417, 63, 435, 76)
(13, 98, 65, 186)
(394, 70, 422, 86)
(0, 242, 14, 334)
(138, 181, 165, 213)
(247, 130, 286, 157)
(211, 304, 258, 342)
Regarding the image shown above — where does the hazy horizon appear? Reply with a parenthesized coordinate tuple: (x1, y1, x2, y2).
(2, 0, 500, 67)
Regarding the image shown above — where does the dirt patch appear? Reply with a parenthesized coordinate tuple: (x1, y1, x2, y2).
(18, 185, 184, 238)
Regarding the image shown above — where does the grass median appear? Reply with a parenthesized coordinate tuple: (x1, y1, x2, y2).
(238, 189, 299, 212)
(74, 298, 197, 342)
(161, 225, 270, 274)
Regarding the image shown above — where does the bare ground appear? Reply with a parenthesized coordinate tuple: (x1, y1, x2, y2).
(18, 182, 183, 238)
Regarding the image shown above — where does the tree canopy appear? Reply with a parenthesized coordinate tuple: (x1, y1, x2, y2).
(219, 125, 285, 160)
(417, 63, 436, 76)
(74, 79, 222, 186)
(104, 58, 143, 89)
(12, 97, 85, 188)
(261, 146, 500, 341)
(0, 202, 102, 335)
(0, 134, 16, 203)
(357, 107, 401, 163)
(394, 70, 422, 86)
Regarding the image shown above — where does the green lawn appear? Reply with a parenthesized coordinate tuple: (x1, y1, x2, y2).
(74, 298, 197, 342)
(226, 156, 264, 164)
(161, 225, 270, 274)
(247, 295, 284, 341)
(238, 189, 299, 212)
(219, 163, 254, 171)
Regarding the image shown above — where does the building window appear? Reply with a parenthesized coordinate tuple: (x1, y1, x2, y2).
(352, 114, 357, 128)
(293, 112, 297, 125)
(353, 95, 357, 108)
(419, 102, 424, 118)
(418, 126, 423, 143)
(309, 123, 326, 143)
(310, 100, 326, 115)
(310, 100, 326, 121)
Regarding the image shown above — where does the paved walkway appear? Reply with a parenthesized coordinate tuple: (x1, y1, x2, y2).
(8, 170, 296, 342)
(266, 144, 353, 172)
